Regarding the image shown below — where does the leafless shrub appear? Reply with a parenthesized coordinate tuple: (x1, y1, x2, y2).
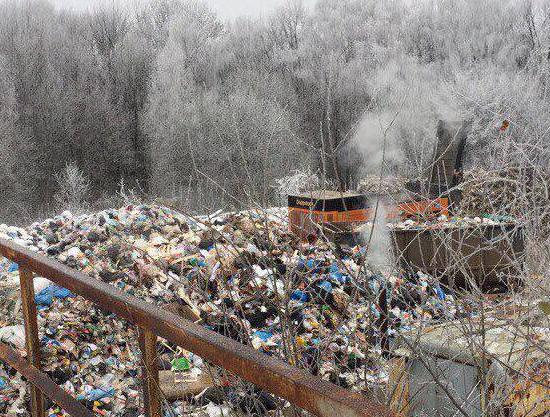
(53, 162, 91, 215)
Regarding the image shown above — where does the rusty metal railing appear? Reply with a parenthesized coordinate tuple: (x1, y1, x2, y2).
(0, 237, 395, 417)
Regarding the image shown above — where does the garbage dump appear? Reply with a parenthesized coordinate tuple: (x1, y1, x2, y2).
(0, 203, 546, 417)
(0, 205, 460, 414)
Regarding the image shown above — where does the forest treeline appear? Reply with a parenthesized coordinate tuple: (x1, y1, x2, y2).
(1, 0, 550, 223)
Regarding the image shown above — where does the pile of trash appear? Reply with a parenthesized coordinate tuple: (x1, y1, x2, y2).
(388, 214, 516, 231)
(0, 205, 472, 416)
(459, 168, 549, 222)
(357, 176, 408, 195)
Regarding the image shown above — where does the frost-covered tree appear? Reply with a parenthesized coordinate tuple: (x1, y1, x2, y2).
(1, 0, 550, 219)
(0, 56, 28, 222)
(145, 1, 305, 208)
(291, 0, 373, 188)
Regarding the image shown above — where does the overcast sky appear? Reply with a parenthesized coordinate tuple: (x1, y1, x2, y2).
(49, 0, 317, 20)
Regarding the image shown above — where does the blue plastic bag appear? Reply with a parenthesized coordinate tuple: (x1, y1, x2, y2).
(35, 291, 54, 307)
(435, 285, 446, 301)
(330, 272, 348, 284)
(86, 387, 115, 401)
(35, 285, 74, 306)
(306, 259, 323, 272)
(290, 290, 309, 302)
(318, 280, 333, 293)
(253, 331, 273, 342)
(90, 388, 115, 401)
(53, 286, 72, 299)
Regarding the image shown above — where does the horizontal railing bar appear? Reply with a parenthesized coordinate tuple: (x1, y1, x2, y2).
(0, 342, 95, 417)
(0, 238, 394, 417)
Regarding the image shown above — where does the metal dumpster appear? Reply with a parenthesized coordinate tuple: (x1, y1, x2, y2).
(388, 320, 550, 417)
(391, 223, 525, 289)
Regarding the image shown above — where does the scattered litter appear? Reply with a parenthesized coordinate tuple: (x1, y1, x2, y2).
(0, 326, 25, 350)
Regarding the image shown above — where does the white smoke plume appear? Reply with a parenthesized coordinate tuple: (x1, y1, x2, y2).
(352, 111, 405, 177)
(352, 112, 401, 273)
(363, 201, 393, 273)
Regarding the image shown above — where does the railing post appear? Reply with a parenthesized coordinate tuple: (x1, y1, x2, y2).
(138, 328, 162, 417)
(19, 267, 45, 417)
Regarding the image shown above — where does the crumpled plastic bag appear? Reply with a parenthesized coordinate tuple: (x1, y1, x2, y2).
(35, 285, 74, 307)
(0, 325, 25, 349)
